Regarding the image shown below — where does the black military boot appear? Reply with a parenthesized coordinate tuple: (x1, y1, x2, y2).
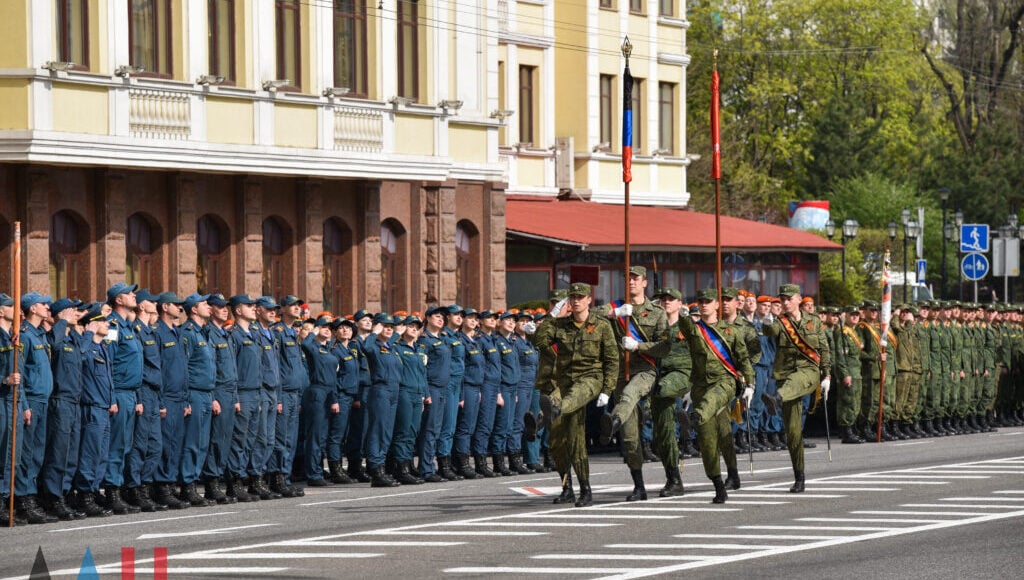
(474, 454, 496, 478)
(553, 473, 575, 505)
(660, 465, 684, 497)
(903, 422, 920, 439)
(542, 449, 557, 471)
(438, 456, 463, 481)
(40, 493, 76, 521)
(124, 486, 158, 513)
(723, 467, 741, 491)
(892, 421, 910, 440)
(404, 461, 430, 484)
(204, 478, 232, 504)
(680, 438, 695, 458)
(599, 413, 622, 446)
(840, 426, 862, 444)
(986, 411, 999, 432)
(456, 454, 481, 479)
(510, 453, 533, 475)
(348, 462, 372, 483)
(17, 495, 58, 524)
(70, 490, 110, 518)
(526, 457, 549, 473)
(790, 470, 806, 493)
(539, 393, 561, 428)
(756, 431, 772, 451)
(880, 423, 896, 442)
(226, 475, 256, 503)
(642, 440, 658, 463)
(328, 461, 354, 485)
(711, 476, 728, 504)
(492, 454, 513, 477)
(575, 479, 593, 508)
(626, 469, 648, 501)
(370, 466, 401, 488)
(105, 486, 141, 515)
(182, 482, 212, 507)
(861, 424, 877, 442)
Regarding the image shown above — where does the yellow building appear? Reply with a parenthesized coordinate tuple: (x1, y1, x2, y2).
(0, 0, 510, 312)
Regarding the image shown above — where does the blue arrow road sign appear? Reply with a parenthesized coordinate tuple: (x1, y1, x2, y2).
(960, 224, 989, 253)
(916, 259, 926, 284)
(962, 252, 989, 281)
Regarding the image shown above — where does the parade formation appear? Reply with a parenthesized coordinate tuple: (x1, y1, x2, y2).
(3, 273, 1024, 528)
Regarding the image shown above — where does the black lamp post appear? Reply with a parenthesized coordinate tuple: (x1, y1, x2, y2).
(943, 220, 957, 300)
(939, 188, 950, 299)
(955, 209, 964, 300)
(824, 218, 858, 282)
(904, 220, 920, 302)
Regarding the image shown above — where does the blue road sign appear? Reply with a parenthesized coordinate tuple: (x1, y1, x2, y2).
(960, 224, 989, 253)
(962, 252, 989, 281)
(724, 254, 747, 282)
(916, 259, 926, 284)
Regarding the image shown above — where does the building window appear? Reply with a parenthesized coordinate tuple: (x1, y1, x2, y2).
(262, 216, 291, 298)
(519, 65, 536, 146)
(658, 82, 675, 155)
(208, 0, 236, 82)
(57, 0, 89, 69)
(334, 0, 367, 97)
(126, 212, 161, 291)
(455, 221, 478, 307)
(323, 217, 353, 313)
(49, 210, 89, 300)
(631, 77, 643, 152)
(599, 0, 613, 8)
(630, 0, 644, 14)
(275, 0, 302, 91)
(197, 214, 229, 295)
(599, 74, 613, 147)
(129, 0, 173, 77)
(659, 0, 674, 17)
(380, 220, 405, 313)
(397, 0, 419, 99)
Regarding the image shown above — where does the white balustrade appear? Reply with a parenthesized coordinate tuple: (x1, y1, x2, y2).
(333, 106, 384, 152)
(129, 88, 191, 140)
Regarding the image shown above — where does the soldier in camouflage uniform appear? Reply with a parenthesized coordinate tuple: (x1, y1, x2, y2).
(913, 302, 935, 436)
(720, 287, 760, 488)
(532, 282, 618, 508)
(650, 287, 691, 497)
(673, 288, 754, 504)
(856, 301, 892, 441)
(892, 305, 923, 438)
(975, 305, 998, 431)
(834, 306, 865, 443)
(763, 285, 830, 493)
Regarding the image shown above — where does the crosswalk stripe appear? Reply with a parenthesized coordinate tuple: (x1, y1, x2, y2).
(533, 554, 711, 561)
(673, 534, 842, 540)
(446, 566, 635, 574)
(796, 517, 947, 524)
(852, 510, 992, 517)
(738, 525, 894, 531)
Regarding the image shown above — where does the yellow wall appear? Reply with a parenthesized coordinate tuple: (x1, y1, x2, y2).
(237, 2, 251, 88)
(657, 24, 685, 54)
(553, 0, 587, 151)
(659, 166, 684, 194)
(206, 97, 253, 145)
(449, 124, 488, 164)
(598, 159, 648, 193)
(0, 80, 30, 130)
(573, 156, 589, 189)
(52, 83, 108, 134)
(0, 1, 28, 68)
(90, 0, 106, 74)
(274, 103, 317, 148)
(172, 1, 186, 80)
(394, 114, 434, 156)
(517, 156, 546, 187)
(516, 3, 546, 37)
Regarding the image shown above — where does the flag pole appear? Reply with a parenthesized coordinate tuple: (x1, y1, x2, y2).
(622, 36, 634, 381)
(8, 221, 21, 527)
(711, 49, 723, 309)
(877, 246, 892, 442)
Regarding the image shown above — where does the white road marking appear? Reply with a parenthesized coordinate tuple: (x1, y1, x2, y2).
(533, 554, 710, 561)
(680, 492, 846, 498)
(852, 510, 992, 517)
(586, 506, 742, 512)
(906, 470, 1024, 475)
(844, 473, 989, 479)
(358, 530, 548, 536)
(737, 525, 894, 531)
(174, 553, 383, 559)
(448, 567, 634, 575)
(47, 511, 238, 533)
(673, 534, 843, 540)
(993, 490, 1024, 494)
(940, 497, 1024, 502)
(902, 503, 1023, 509)
(275, 540, 466, 547)
(138, 523, 276, 540)
(113, 567, 289, 575)
(520, 514, 683, 519)
(300, 487, 450, 506)
(657, 500, 789, 505)
(893, 441, 934, 446)
(444, 522, 622, 527)
(599, 543, 778, 550)
(796, 517, 947, 524)
(810, 480, 948, 485)
(792, 488, 897, 492)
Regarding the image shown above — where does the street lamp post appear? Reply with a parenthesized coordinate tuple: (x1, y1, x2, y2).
(939, 188, 950, 299)
(955, 209, 964, 300)
(904, 220, 919, 303)
(999, 224, 1014, 303)
(943, 220, 957, 301)
(824, 218, 859, 283)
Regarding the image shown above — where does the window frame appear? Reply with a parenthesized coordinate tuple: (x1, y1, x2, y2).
(207, 0, 236, 83)
(128, 0, 174, 78)
(599, 74, 613, 147)
(397, 0, 419, 99)
(275, 0, 303, 92)
(630, 77, 643, 153)
(56, 0, 90, 70)
(629, 0, 645, 15)
(196, 214, 229, 296)
(518, 65, 536, 147)
(333, 0, 368, 98)
(658, 0, 674, 17)
(658, 81, 675, 155)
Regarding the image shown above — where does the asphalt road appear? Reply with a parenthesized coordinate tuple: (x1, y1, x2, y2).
(2, 427, 1022, 580)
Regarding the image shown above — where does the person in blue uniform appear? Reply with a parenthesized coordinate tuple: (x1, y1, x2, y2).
(226, 294, 262, 501)
(344, 309, 375, 482)
(454, 309, 484, 478)
(1, 293, 27, 526)
(362, 313, 403, 487)
(269, 295, 309, 497)
(416, 307, 452, 482)
(326, 317, 360, 483)
(179, 293, 216, 507)
(301, 315, 341, 486)
(201, 294, 239, 504)
(14, 292, 57, 524)
(510, 310, 539, 474)
(150, 292, 190, 510)
(489, 311, 521, 476)
(436, 305, 466, 481)
(472, 311, 502, 477)
(392, 315, 427, 484)
(122, 290, 163, 512)
(102, 282, 144, 515)
(39, 298, 88, 520)
(249, 296, 283, 500)
(71, 304, 116, 518)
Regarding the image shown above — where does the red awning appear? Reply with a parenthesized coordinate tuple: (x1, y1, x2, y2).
(506, 197, 841, 253)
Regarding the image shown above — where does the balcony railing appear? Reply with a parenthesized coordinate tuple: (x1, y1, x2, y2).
(333, 106, 384, 152)
(128, 88, 191, 140)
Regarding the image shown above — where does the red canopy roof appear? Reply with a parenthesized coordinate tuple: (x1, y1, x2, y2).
(506, 197, 841, 253)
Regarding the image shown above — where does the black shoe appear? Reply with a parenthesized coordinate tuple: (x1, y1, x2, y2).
(790, 470, 806, 493)
(328, 461, 354, 485)
(723, 468, 741, 491)
(840, 426, 863, 444)
(749, 432, 767, 452)
(509, 453, 533, 475)
(862, 424, 878, 442)
(659, 466, 684, 497)
(438, 456, 463, 481)
(71, 491, 111, 518)
(154, 483, 189, 509)
(16, 495, 58, 524)
(626, 469, 647, 501)
(553, 473, 575, 505)
(711, 476, 728, 504)
(599, 413, 621, 446)
(105, 486, 141, 515)
(540, 394, 561, 428)
(181, 482, 212, 507)
(370, 466, 401, 488)
(251, 475, 282, 500)
(526, 463, 548, 473)
(492, 454, 513, 477)
(985, 412, 999, 433)
(575, 479, 593, 507)
(474, 454, 496, 478)
(524, 412, 539, 442)
(455, 454, 481, 480)
(880, 423, 896, 442)
(269, 472, 302, 498)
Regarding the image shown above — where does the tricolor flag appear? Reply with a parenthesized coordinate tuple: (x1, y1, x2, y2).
(622, 62, 634, 183)
(880, 249, 892, 347)
(711, 69, 721, 179)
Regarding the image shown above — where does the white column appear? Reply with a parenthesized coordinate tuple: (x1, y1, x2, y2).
(253, 0, 276, 146)
(28, 0, 53, 131)
(188, 0, 207, 142)
(317, 0, 334, 150)
(434, 0, 450, 157)
(110, 0, 130, 137)
(379, 1, 397, 153)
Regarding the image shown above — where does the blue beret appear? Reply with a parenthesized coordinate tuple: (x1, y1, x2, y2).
(533, 313, 546, 322)
(20, 292, 52, 312)
(106, 282, 138, 303)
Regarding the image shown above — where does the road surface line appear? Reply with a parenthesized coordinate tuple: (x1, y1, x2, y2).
(358, 530, 548, 536)
(300, 487, 450, 506)
(676, 492, 846, 498)
(656, 500, 788, 505)
(444, 522, 621, 527)
(842, 474, 989, 479)
(584, 506, 741, 512)
(447, 567, 635, 575)
(940, 497, 1024, 502)
(904, 470, 1024, 475)
(808, 480, 947, 485)
(274, 540, 465, 547)
(108, 567, 289, 575)
(993, 490, 1024, 494)
(893, 441, 934, 446)
(533, 554, 710, 561)
(672, 534, 843, 540)
(901, 503, 1023, 509)
(738, 525, 893, 531)
(795, 517, 947, 524)
(598, 543, 778, 550)
(519, 514, 683, 519)
(173, 553, 383, 559)
(852, 510, 993, 516)
(138, 523, 276, 540)
(47, 511, 238, 533)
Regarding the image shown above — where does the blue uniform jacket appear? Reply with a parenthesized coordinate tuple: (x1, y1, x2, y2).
(461, 332, 485, 387)
(255, 324, 282, 392)
(80, 339, 113, 408)
(444, 328, 466, 378)
(478, 332, 502, 387)
(229, 323, 262, 390)
(106, 311, 143, 390)
(395, 340, 428, 396)
(155, 319, 189, 404)
(206, 322, 237, 402)
(135, 320, 162, 393)
(332, 340, 362, 396)
(49, 323, 85, 402)
(514, 334, 539, 390)
(362, 334, 402, 389)
(302, 336, 339, 400)
(418, 330, 452, 389)
(19, 322, 53, 402)
(272, 322, 309, 392)
(181, 319, 215, 392)
(493, 332, 520, 386)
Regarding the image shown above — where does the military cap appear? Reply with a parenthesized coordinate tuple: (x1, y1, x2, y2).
(157, 291, 185, 305)
(314, 314, 333, 327)
(949, 300, 962, 308)
(373, 312, 396, 325)
(404, 315, 423, 326)
(628, 265, 647, 277)
(51, 298, 82, 316)
(533, 313, 546, 322)
(254, 296, 278, 309)
(478, 309, 496, 319)
(425, 305, 447, 317)
(568, 282, 591, 296)
(779, 284, 801, 297)
(985, 303, 997, 311)
(229, 294, 257, 307)
(499, 309, 519, 320)
(447, 304, 464, 315)
(280, 295, 303, 307)
(352, 309, 373, 322)
(182, 293, 211, 311)
(135, 289, 157, 304)
(331, 317, 356, 330)
(654, 287, 683, 300)
(861, 299, 879, 310)
(462, 307, 479, 317)
(549, 289, 569, 301)
(207, 293, 229, 307)
(517, 310, 535, 320)
(0, 293, 13, 307)
(721, 287, 739, 300)
(695, 288, 718, 302)
(20, 292, 52, 312)
(82, 302, 107, 323)
(106, 282, 138, 303)
(844, 305, 861, 315)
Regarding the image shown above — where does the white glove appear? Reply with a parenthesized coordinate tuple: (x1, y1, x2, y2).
(621, 336, 638, 351)
(763, 313, 774, 325)
(742, 386, 754, 407)
(596, 393, 610, 407)
(611, 304, 633, 318)
(681, 392, 692, 409)
(550, 298, 568, 318)
(821, 377, 831, 400)
(522, 321, 537, 335)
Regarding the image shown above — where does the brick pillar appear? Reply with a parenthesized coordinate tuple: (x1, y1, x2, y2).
(422, 184, 439, 306)
(361, 181, 382, 312)
(438, 182, 457, 304)
(300, 179, 324, 311)
(170, 175, 198, 293)
(23, 170, 52, 294)
(423, 180, 458, 306)
(239, 178, 264, 295)
(96, 171, 128, 296)
(484, 184, 507, 309)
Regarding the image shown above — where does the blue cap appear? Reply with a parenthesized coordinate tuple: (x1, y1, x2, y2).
(329, 317, 356, 330)
(51, 298, 82, 316)
(182, 293, 211, 311)
(404, 315, 423, 326)
(478, 310, 496, 319)
(462, 308, 478, 317)
(533, 313, 546, 322)
(83, 303, 107, 323)
(207, 293, 228, 307)
(229, 294, 257, 307)
(425, 306, 447, 317)
(135, 289, 158, 303)
(0, 293, 13, 307)
(517, 310, 534, 320)
(315, 315, 333, 327)
(157, 291, 185, 305)
(353, 309, 373, 322)
(280, 295, 303, 307)
(255, 296, 280, 309)
(447, 304, 463, 315)
(21, 292, 52, 312)
(106, 282, 138, 303)
(498, 310, 518, 320)
(373, 313, 395, 325)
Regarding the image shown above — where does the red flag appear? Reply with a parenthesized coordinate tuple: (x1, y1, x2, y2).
(711, 69, 721, 179)
(622, 65, 634, 183)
